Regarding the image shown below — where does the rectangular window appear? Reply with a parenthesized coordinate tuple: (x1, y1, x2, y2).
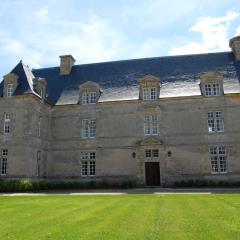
(4, 113, 11, 134)
(144, 115, 159, 136)
(81, 152, 96, 176)
(81, 119, 96, 139)
(82, 92, 97, 105)
(145, 149, 159, 159)
(38, 117, 42, 137)
(209, 146, 227, 173)
(89, 92, 97, 104)
(143, 87, 157, 100)
(207, 111, 224, 133)
(36, 151, 41, 176)
(1, 149, 8, 175)
(7, 84, 13, 97)
(204, 83, 220, 96)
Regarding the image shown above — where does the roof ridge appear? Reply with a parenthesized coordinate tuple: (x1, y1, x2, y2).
(33, 51, 232, 71)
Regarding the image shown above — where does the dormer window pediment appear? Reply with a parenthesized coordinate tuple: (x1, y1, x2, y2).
(139, 75, 161, 101)
(79, 81, 100, 105)
(200, 72, 224, 97)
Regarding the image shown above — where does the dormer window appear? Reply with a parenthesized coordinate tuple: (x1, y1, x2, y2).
(143, 87, 157, 100)
(138, 75, 161, 101)
(3, 73, 18, 98)
(204, 83, 220, 96)
(79, 81, 100, 105)
(82, 92, 97, 105)
(7, 84, 14, 97)
(200, 72, 223, 97)
(33, 77, 47, 101)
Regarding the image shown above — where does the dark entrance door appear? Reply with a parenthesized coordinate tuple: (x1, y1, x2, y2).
(145, 162, 160, 186)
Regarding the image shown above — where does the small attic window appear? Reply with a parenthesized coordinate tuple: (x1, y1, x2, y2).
(204, 83, 220, 96)
(82, 92, 97, 105)
(7, 84, 14, 97)
(200, 72, 224, 97)
(138, 75, 161, 101)
(79, 81, 100, 105)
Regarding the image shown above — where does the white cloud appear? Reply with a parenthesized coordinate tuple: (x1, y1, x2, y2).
(236, 25, 240, 35)
(169, 11, 239, 55)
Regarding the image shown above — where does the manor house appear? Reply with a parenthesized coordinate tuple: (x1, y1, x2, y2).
(1, 36, 240, 186)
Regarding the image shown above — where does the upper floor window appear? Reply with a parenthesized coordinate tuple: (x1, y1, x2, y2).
(1, 149, 8, 175)
(209, 146, 227, 174)
(4, 113, 11, 134)
(204, 83, 220, 96)
(207, 111, 224, 133)
(81, 119, 96, 138)
(7, 84, 14, 97)
(143, 87, 157, 100)
(82, 92, 97, 105)
(38, 117, 42, 137)
(144, 115, 159, 136)
(80, 152, 96, 176)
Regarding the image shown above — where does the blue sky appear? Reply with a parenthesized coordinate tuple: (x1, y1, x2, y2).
(0, 0, 240, 78)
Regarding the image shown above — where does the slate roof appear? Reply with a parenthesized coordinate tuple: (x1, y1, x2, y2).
(1, 52, 240, 105)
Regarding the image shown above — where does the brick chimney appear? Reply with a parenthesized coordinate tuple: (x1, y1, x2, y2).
(59, 55, 75, 75)
(229, 36, 240, 60)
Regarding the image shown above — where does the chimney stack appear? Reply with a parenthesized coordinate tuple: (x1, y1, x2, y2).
(229, 36, 240, 61)
(59, 55, 75, 75)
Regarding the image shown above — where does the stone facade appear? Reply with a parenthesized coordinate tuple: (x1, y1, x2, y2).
(1, 36, 240, 186)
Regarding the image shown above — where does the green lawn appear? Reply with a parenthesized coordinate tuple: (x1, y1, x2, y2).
(0, 194, 240, 240)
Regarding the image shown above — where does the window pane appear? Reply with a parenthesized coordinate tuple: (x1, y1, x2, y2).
(144, 123, 151, 135)
(1, 158, 7, 175)
(90, 152, 95, 160)
(89, 161, 95, 176)
(150, 88, 157, 100)
(82, 93, 88, 105)
(89, 92, 96, 104)
(209, 146, 227, 173)
(143, 88, 149, 100)
(152, 149, 159, 157)
(7, 84, 13, 97)
(152, 123, 159, 135)
(145, 150, 151, 158)
(81, 161, 88, 176)
(212, 84, 220, 96)
(205, 84, 212, 96)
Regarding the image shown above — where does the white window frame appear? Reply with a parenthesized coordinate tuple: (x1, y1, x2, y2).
(7, 84, 14, 97)
(207, 111, 224, 133)
(143, 87, 157, 100)
(204, 83, 220, 96)
(80, 152, 96, 176)
(145, 149, 159, 159)
(4, 113, 11, 134)
(144, 115, 159, 136)
(209, 146, 227, 174)
(81, 119, 96, 139)
(1, 149, 8, 175)
(81, 92, 97, 105)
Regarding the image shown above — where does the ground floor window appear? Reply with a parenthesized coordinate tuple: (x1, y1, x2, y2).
(209, 146, 227, 173)
(1, 149, 8, 175)
(80, 152, 96, 176)
(145, 149, 159, 159)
